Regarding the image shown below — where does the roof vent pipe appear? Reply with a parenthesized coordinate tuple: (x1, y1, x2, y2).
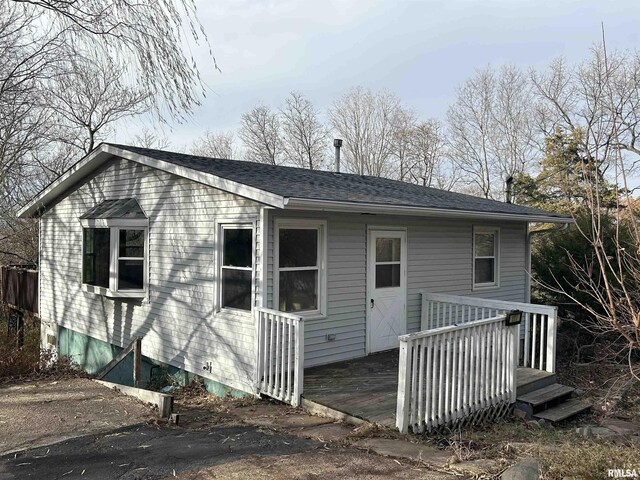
(505, 176, 514, 203)
(333, 139, 343, 173)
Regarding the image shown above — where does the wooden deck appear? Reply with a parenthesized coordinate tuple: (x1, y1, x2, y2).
(302, 350, 555, 427)
(303, 350, 399, 427)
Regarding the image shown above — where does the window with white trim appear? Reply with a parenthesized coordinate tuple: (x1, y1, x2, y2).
(80, 198, 149, 298)
(220, 225, 254, 311)
(275, 220, 326, 315)
(81, 226, 148, 296)
(117, 229, 146, 290)
(473, 227, 499, 288)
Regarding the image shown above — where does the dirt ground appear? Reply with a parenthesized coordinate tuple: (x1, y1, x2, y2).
(0, 378, 458, 480)
(0, 378, 155, 455)
(171, 449, 452, 480)
(2, 376, 637, 479)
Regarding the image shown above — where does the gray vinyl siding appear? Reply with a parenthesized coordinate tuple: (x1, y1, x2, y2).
(39, 158, 263, 393)
(266, 210, 527, 368)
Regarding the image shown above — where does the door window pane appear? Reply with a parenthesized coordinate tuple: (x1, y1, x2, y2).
(279, 270, 318, 312)
(376, 238, 401, 262)
(223, 229, 252, 268)
(222, 269, 252, 310)
(118, 260, 144, 290)
(119, 230, 144, 257)
(376, 264, 401, 288)
(475, 258, 495, 284)
(279, 229, 317, 267)
(83, 228, 110, 288)
(475, 233, 495, 257)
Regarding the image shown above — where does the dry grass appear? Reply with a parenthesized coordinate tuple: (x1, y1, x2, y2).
(0, 310, 42, 379)
(0, 308, 84, 382)
(452, 417, 640, 479)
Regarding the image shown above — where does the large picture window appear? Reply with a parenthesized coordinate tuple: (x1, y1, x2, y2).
(275, 220, 326, 315)
(473, 227, 499, 288)
(220, 226, 253, 311)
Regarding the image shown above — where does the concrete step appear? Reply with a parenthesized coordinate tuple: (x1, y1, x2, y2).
(517, 383, 575, 411)
(516, 368, 556, 395)
(534, 398, 592, 423)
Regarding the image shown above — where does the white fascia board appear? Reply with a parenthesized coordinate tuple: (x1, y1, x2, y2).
(283, 198, 574, 224)
(18, 149, 114, 218)
(103, 145, 285, 209)
(18, 144, 286, 218)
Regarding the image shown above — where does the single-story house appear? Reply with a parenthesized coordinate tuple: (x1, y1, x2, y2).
(18, 143, 575, 431)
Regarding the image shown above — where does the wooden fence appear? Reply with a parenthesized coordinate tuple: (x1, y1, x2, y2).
(1, 266, 38, 314)
(255, 307, 304, 407)
(396, 315, 518, 434)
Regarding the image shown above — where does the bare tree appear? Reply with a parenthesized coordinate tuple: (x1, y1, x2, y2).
(0, 3, 64, 216)
(446, 67, 495, 198)
(10, 0, 216, 120)
(447, 65, 537, 199)
(407, 120, 457, 190)
(531, 42, 640, 376)
(48, 52, 151, 154)
(131, 127, 170, 150)
(192, 130, 238, 159)
(532, 46, 640, 179)
(239, 105, 282, 165)
(280, 92, 329, 170)
(390, 108, 417, 181)
(329, 87, 408, 177)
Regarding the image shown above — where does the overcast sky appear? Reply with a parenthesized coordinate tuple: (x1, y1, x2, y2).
(121, 0, 640, 148)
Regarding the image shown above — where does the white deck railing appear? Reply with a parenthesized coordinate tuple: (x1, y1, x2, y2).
(396, 315, 518, 434)
(255, 307, 304, 407)
(420, 292, 558, 373)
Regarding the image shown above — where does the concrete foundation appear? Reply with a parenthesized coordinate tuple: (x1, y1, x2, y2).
(55, 325, 248, 398)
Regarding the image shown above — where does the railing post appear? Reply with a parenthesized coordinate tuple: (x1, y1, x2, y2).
(133, 337, 142, 388)
(420, 294, 428, 331)
(396, 338, 412, 434)
(254, 309, 262, 393)
(509, 325, 518, 402)
(546, 308, 557, 373)
(292, 318, 304, 407)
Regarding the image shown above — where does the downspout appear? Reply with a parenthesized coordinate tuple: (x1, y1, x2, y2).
(525, 222, 570, 303)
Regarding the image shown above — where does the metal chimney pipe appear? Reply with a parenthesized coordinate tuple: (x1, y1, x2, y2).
(333, 139, 343, 173)
(505, 176, 514, 203)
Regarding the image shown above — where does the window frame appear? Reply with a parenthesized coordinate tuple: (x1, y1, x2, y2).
(216, 221, 256, 314)
(274, 218, 327, 319)
(472, 226, 500, 290)
(80, 217, 149, 299)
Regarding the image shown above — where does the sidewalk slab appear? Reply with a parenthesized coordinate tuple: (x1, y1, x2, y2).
(354, 438, 451, 466)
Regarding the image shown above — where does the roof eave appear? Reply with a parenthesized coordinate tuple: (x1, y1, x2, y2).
(104, 144, 286, 209)
(283, 198, 574, 224)
(18, 144, 286, 218)
(18, 148, 114, 218)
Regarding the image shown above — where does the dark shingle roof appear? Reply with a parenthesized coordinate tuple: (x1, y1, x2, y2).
(80, 198, 146, 219)
(108, 143, 569, 220)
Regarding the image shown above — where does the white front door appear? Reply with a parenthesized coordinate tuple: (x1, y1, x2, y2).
(367, 229, 407, 353)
